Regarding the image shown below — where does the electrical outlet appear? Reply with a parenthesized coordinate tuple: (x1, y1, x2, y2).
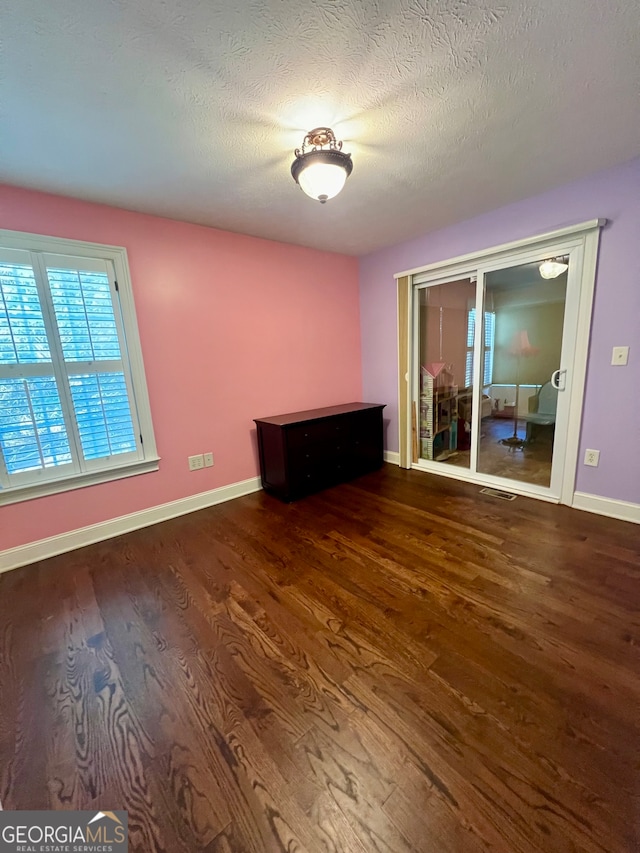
(611, 346, 629, 366)
(584, 449, 600, 467)
(188, 454, 204, 471)
(203, 452, 214, 468)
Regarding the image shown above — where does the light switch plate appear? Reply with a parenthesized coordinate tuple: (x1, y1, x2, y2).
(203, 452, 214, 467)
(611, 346, 629, 366)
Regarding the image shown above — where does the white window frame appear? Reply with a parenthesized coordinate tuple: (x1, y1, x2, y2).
(0, 228, 159, 506)
(464, 308, 495, 388)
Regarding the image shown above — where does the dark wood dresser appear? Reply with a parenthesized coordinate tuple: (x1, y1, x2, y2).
(254, 402, 385, 501)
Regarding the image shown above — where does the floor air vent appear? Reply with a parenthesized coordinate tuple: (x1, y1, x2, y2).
(479, 487, 517, 501)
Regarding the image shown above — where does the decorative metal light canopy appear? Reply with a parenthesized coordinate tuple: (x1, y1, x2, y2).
(539, 258, 569, 279)
(291, 127, 353, 203)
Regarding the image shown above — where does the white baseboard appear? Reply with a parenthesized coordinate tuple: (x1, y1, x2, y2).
(572, 492, 640, 524)
(384, 450, 400, 465)
(0, 476, 262, 574)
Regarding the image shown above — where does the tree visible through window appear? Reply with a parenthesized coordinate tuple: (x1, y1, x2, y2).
(0, 233, 157, 500)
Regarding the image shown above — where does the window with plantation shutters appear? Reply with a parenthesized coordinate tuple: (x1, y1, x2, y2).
(465, 308, 495, 387)
(0, 230, 158, 504)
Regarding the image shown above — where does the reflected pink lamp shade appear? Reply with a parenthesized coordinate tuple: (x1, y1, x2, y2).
(509, 330, 540, 359)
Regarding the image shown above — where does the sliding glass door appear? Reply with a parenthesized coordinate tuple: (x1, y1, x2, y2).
(475, 259, 568, 489)
(408, 225, 599, 503)
(415, 278, 476, 467)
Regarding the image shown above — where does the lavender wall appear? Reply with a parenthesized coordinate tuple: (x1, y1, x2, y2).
(359, 157, 640, 505)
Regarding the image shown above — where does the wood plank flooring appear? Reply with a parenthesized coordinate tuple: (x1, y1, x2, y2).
(446, 417, 554, 487)
(1, 465, 639, 852)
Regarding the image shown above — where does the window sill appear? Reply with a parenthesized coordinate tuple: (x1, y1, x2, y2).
(0, 457, 161, 506)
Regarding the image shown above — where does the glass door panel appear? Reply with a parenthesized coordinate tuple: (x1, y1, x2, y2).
(416, 278, 476, 468)
(476, 257, 568, 487)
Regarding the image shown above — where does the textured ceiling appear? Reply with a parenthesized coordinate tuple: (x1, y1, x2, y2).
(2, 0, 639, 255)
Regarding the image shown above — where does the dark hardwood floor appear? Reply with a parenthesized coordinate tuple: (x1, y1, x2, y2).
(1, 465, 639, 852)
(446, 417, 554, 487)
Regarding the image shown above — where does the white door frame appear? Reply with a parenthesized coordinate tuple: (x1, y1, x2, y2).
(398, 219, 605, 506)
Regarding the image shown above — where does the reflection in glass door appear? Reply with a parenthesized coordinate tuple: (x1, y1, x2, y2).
(415, 278, 476, 467)
(407, 223, 601, 504)
(475, 258, 568, 488)
(413, 254, 571, 492)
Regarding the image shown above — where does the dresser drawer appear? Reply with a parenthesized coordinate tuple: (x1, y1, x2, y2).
(286, 415, 350, 450)
(287, 428, 349, 466)
(288, 456, 347, 497)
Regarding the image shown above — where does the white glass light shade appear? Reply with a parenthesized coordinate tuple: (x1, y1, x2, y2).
(297, 161, 348, 203)
(539, 259, 569, 279)
(291, 133, 353, 203)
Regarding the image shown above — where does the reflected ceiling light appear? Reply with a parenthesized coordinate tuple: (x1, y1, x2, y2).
(291, 127, 353, 203)
(539, 258, 569, 279)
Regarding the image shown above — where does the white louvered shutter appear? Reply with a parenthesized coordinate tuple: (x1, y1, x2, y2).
(464, 308, 495, 388)
(0, 249, 142, 490)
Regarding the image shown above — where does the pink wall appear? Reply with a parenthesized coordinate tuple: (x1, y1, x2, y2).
(0, 185, 361, 550)
(420, 279, 473, 388)
(359, 157, 640, 505)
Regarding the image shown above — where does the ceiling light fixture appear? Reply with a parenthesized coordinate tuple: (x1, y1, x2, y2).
(539, 258, 569, 279)
(291, 127, 353, 203)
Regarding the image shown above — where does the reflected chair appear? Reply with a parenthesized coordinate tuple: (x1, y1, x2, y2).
(523, 380, 558, 443)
